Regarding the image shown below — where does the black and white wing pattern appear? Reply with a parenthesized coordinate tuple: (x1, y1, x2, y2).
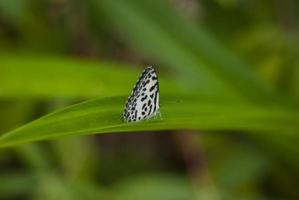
(123, 66, 160, 122)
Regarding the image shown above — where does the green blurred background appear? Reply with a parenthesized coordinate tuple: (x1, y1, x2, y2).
(0, 0, 299, 199)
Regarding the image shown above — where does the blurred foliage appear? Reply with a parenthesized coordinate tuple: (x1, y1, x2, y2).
(0, 0, 299, 199)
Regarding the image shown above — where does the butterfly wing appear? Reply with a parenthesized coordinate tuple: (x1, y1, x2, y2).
(123, 66, 159, 122)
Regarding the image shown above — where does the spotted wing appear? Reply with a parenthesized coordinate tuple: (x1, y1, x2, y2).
(123, 66, 159, 122)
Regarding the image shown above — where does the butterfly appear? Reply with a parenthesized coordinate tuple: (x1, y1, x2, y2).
(123, 66, 160, 122)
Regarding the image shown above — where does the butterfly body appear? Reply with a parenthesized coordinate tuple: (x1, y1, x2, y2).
(123, 66, 160, 122)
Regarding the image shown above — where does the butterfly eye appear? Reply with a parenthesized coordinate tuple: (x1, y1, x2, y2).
(123, 66, 160, 122)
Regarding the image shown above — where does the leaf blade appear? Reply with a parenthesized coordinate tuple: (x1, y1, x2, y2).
(0, 95, 298, 148)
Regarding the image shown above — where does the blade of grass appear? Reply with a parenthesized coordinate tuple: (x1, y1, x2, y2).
(90, 0, 239, 98)
(0, 173, 37, 198)
(114, 173, 194, 200)
(0, 54, 177, 99)
(90, 0, 278, 102)
(0, 95, 298, 148)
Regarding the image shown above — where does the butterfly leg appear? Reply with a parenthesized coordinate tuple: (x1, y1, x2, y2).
(153, 110, 163, 120)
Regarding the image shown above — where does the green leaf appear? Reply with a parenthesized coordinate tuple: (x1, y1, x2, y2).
(0, 173, 36, 198)
(0, 54, 177, 99)
(0, 95, 298, 148)
(90, 0, 278, 102)
(114, 173, 194, 200)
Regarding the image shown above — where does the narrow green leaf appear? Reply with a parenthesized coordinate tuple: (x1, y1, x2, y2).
(0, 95, 298, 148)
(114, 173, 194, 200)
(0, 173, 36, 198)
(0, 54, 177, 99)
(91, 0, 278, 102)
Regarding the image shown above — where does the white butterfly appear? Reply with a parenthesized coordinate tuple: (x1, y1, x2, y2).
(123, 66, 160, 122)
